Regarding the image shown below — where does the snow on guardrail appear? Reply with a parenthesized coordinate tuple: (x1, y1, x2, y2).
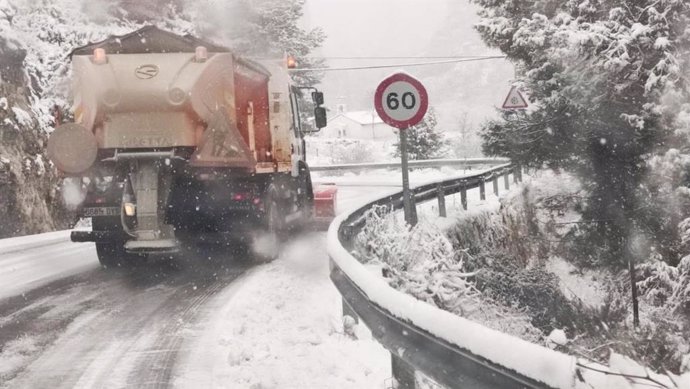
(310, 157, 508, 172)
(327, 165, 689, 389)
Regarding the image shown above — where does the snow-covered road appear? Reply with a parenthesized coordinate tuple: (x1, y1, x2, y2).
(0, 231, 98, 301)
(0, 183, 395, 389)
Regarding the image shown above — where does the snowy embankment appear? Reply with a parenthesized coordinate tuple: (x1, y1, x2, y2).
(332, 171, 690, 388)
(174, 233, 390, 388)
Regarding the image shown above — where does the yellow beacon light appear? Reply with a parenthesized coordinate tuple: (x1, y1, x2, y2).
(287, 55, 297, 69)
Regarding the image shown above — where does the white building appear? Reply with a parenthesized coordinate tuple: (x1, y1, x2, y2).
(320, 110, 398, 140)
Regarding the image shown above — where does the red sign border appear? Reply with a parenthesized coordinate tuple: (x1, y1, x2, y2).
(501, 85, 528, 109)
(374, 72, 429, 129)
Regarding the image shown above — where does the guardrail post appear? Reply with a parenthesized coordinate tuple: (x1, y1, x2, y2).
(479, 181, 486, 201)
(504, 172, 510, 190)
(516, 165, 523, 182)
(460, 188, 467, 211)
(492, 176, 499, 196)
(342, 298, 359, 324)
(436, 183, 446, 217)
(391, 354, 416, 389)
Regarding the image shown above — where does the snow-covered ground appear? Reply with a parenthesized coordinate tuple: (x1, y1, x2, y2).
(0, 230, 98, 300)
(0, 182, 396, 388)
(174, 233, 390, 388)
(313, 166, 488, 188)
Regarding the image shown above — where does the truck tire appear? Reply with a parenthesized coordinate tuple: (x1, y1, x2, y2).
(250, 197, 281, 263)
(298, 163, 315, 227)
(95, 242, 140, 269)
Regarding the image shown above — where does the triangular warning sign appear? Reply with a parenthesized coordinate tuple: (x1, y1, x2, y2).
(502, 86, 528, 109)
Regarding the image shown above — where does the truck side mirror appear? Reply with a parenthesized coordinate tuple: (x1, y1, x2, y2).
(312, 91, 324, 106)
(314, 107, 327, 129)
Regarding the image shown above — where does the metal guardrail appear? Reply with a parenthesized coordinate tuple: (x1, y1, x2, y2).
(310, 158, 509, 172)
(326, 164, 672, 388)
(329, 164, 551, 389)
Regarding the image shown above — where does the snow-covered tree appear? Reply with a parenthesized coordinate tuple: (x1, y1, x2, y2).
(394, 108, 448, 160)
(474, 0, 690, 267)
(192, 0, 325, 87)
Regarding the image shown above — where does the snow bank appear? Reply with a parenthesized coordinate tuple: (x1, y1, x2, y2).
(328, 206, 578, 388)
(327, 169, 690, 388)
(174, 233, 390, 388)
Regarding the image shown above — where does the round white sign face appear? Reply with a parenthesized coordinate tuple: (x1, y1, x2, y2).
(380, 81, 423, 122)
(374, 73, 428, 129)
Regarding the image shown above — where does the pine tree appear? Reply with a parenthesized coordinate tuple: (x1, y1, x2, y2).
(394, 108, 447, 160)
(474, 0, 690, 268)
(473, 0, 690, 327)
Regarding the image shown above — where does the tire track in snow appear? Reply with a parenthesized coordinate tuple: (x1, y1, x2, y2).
(0, 256, 251, 389)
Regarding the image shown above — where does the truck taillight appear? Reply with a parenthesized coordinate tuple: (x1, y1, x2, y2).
(195, 46, 208, 62)
(92, 48, 107, 65)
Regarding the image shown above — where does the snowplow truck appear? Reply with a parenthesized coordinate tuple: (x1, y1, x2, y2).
(47, 27, 328, 267)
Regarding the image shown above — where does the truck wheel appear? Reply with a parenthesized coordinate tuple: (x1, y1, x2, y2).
(95, 242, 140, 269)
(298, 163, 315, 228)
(250, 198, 281, 263)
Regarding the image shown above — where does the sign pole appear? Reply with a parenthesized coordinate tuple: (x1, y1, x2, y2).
(373, 71, 427, 228)
(399, 127, 417, 226)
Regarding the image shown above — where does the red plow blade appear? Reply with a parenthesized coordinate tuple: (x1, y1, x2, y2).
(313, 184, 337, 229)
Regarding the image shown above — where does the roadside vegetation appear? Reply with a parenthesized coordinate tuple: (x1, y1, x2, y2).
(355, 171, 690, 374)
(456, 0, 690, 371)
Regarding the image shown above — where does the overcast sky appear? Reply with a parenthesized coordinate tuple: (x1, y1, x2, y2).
(304, 0, 449, 57)
(301, 0, 514, 129)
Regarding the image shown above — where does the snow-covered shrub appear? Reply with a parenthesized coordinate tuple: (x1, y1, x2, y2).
(444, 185, 548, 268)
(637, 257, 690, 316)
(474, 254, 596, 335)
(356, 205, 455, 274)
(355, 205, 479, 310)
(354, 205, 543, 341)
(330, 140, 377, 165)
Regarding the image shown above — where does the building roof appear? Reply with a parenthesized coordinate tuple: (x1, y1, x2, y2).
(334, 110, 384, 125)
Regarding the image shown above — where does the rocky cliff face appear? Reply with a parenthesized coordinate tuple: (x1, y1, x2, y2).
(0, 0, 192, 239)
(0, 38, 72, 238)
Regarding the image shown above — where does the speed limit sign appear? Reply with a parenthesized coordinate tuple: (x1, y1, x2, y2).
(374, 72, 429, 227)
(374, 72, 428, 129)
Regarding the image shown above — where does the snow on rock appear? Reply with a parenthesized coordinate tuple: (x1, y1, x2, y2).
(174, 233, 390, 389)
(547, 329, 568, 348)
(10, 106, 32, 127)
